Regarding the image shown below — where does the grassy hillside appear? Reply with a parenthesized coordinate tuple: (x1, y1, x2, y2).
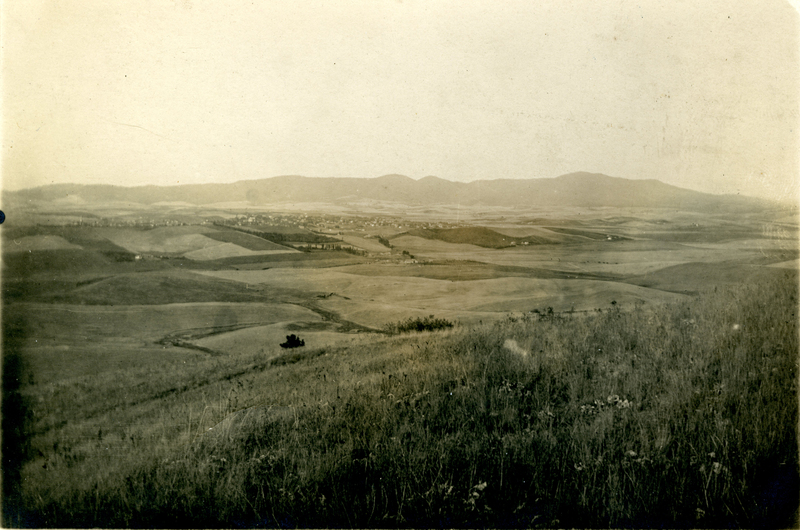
(544, 227, 629, 241)
(625, 261, 797, 294)
(403, 227, 559, 248)
(5, 274, 797, 527)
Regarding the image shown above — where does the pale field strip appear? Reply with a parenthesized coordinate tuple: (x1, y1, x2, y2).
(182, 244, 296, 261)
(338, 234, 392, 253)
(98, 228, 217, 253)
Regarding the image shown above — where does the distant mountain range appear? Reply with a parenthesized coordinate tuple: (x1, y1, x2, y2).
(5, 172, 778, 212)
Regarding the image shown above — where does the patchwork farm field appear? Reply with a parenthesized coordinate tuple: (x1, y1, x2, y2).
(3, 205, 799, 527)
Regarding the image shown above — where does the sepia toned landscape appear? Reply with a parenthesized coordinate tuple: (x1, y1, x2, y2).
(2, 173, 798, 526)
(3, 1, 799, 527)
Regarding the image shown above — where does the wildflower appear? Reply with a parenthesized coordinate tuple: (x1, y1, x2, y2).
(574, 462, 585, 472)
(708, 452, 716, 459)
(499, 380, 514, 394)
(625, 450, 637, 458)
(465, 482, 488, 510)
(607, 394, 620, 405)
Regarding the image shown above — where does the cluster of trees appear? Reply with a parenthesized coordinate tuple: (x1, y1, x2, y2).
(294, 244, 368, 256)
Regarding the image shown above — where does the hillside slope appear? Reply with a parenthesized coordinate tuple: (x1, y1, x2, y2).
(402, 226, 560, 248)
(12, 275, 797, 527)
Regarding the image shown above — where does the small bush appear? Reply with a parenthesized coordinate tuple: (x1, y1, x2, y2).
(280, 334, 305, 348)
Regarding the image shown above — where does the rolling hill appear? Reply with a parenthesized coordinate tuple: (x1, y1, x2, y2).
(4, 172, 778, 212)
(401, 226, 561, 248)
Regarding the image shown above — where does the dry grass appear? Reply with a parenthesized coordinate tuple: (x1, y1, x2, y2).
(4, 274, 797, 527)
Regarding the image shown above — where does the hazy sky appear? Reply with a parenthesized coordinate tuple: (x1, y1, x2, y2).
(2, 0, 798, 201)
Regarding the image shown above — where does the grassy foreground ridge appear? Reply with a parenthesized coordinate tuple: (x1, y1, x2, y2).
(6, 276, 799, 527)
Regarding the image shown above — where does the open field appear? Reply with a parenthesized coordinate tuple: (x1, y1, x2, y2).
(3, 204, 798, 527)
(625, 261, 798, 294)
(486, 225, 587, 242)
(194, 321, 364, 357)
(192, 268, 688, 329)
(389, 236, 797, 277)
(339, 234, 392, 253)
(334, 260, 616, 281)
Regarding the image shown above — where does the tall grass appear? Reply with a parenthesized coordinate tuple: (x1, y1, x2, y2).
(9, 276, 798, 527)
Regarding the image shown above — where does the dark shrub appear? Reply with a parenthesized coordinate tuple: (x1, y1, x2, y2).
(280, 334, 305, 348)
(384, 315, 454, 335)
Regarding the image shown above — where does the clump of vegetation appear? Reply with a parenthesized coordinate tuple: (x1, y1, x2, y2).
(8, 277, 798, 528)
(279, 334, 305, 348)
(377, 236, 393, 249)
(531, 306, 560, 321)
(384, 314, 454, 334)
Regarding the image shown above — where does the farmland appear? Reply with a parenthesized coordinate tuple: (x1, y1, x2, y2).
(2, 200, 798, 527)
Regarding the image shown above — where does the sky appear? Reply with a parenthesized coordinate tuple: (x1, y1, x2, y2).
(2, 0, 798, 202)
